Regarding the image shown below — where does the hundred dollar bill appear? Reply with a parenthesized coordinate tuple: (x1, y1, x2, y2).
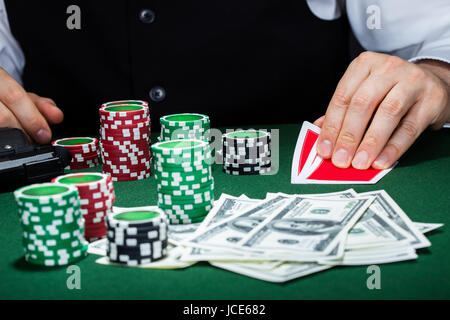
(196, 194, 261, 233)
(238, 196, 374, 258)
(358, 190, 431, 249)
(210, 261, 332, 283)
(181, 190, 360, 262)
(183, 195, 291, 250)
(413, 222, 444, 234)
(345, 206, 414, 250)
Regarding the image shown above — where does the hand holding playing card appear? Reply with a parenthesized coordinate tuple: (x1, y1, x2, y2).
(314, 52, 450, 170)
(291, 121, 395, 184)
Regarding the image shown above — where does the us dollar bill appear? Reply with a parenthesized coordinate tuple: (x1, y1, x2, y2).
(358, 190, 431, 249)
(210, 261, 332, 283)
(238, 196, 374, 258)
(413, 222, 444, 234)
(181, 190, 361, 262)
(184, 195, 290, 250)
(345, 206, 414, 249)
(196, 194, 261, 233)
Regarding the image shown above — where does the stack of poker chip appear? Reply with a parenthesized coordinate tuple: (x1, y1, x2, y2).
(151, 139, 214, 224)
(52, 173, 115, 242)
(99, 100, 152, 181)
(52, 137, 100, 169)
(14, 183, 88, 266)
(159, 113, 210, 142)
(222, 130, 271, 175)
(106, 208, 169, 265)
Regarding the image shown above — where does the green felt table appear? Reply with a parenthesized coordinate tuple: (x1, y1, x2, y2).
(0, 124, 449, 300)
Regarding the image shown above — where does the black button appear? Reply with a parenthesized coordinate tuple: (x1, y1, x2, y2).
(149, 86, 166, 102)
(139, 9, 155, 24)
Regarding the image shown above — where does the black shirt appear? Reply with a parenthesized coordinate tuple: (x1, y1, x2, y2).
(5, 0, 351, 136)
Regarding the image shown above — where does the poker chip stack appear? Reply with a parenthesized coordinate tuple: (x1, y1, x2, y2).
(99, 100, 152, 181)
(222, 130, 271, 175)
(151, 139, 214, 224)
(14, 183, 88, 266)
(106, 208, 169, 265)
(52, 173, 115, 242)
(52, 137, 100, 169)
(159, 113, 210, 142)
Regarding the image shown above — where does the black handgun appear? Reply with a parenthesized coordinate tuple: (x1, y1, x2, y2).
(0, 128, 72, 192)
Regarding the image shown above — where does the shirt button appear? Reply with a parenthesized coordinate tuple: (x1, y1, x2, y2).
(149, 86, 166, 102)
(139, 9, 155, 24)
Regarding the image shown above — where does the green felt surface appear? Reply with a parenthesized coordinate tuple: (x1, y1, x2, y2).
(0, 124, 449, 300)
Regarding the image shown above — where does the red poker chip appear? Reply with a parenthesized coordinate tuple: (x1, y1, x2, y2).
(101, 100, 149, 108)
(104, 168, 151, 177)
(75, 180, 114, 195)
(100, 130, 150, 140)
(108, 173, 151, 182)
(99, 110, 149, 121)
(102, 161, 151, 170)
(101, 150, 150, 160)
(71, 150, 99, 157)
(79, 192, 115, 205)
(100, 146, 150, 155)
(101, 159, 151, 168)
(84, 218, 108, 227)
(99, 106, 149, 116)
(100, 119, 150, 130)
(99, 116, 150, 127)
(80, 197, 115, 210)
(101, 151, 150, 160)
(69, 162, 99, 170)
(77, 186, 114, 199)
(100, 135, 150, 143)
(71, 155, 100, 163)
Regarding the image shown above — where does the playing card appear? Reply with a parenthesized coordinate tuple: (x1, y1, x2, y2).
(290, 121, 320, 182)
(291, 121, 396, 184)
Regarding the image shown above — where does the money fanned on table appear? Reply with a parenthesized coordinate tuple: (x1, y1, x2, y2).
(87, 190, 443, 283)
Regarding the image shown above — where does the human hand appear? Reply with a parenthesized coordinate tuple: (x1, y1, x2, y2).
(0, 67, 63, 144)
(314, 52, 450, 170)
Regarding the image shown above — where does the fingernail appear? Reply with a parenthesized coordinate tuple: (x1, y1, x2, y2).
(36, 128, 51, 144)
(352, 150, 369, 169)
(318, 140, 332, 157)
(373, 154, 389, 169)
(332, 149, 349, 168)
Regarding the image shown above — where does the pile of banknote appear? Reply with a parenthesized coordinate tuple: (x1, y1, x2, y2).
(89, 189, 443, 283)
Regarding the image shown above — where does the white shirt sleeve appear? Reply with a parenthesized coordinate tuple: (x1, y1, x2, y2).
(307, 0, 450, 65)
(0, 0, 25, 85)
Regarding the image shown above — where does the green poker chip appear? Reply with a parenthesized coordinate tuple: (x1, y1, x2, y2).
(13, 183, 88, 267)
(152, 136, 214, 224)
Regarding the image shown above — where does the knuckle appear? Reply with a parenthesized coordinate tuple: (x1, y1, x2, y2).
(384, 55, 405, 70)
(322, 123, 340, 137)
(351, 93, 371, 110)
(399, 119, 419, 139)
(357, 51, 376, 63)
(429, 85, 446, 103)
(386, 142, 402, 157)
(380, 98, 403, 119)
(408, 66, 426, 82)
(2, 85, 25, 106)
(331, 89, 351, 110)
(362, 134, 378, 148)
(338, 131, 357, 146)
